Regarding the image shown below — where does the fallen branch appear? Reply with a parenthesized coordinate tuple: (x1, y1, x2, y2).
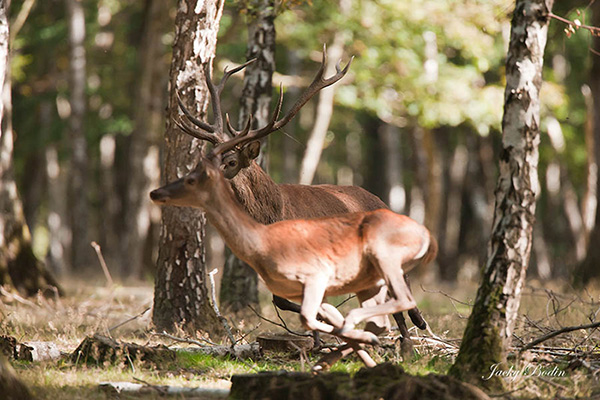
(99, 381, 229, 398)
(522, 321, 600, 351)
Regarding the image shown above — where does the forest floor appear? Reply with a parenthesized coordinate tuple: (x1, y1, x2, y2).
(1, 277, 599, 399)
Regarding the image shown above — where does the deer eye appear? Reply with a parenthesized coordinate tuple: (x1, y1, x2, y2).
(185, 176, 197, 186)
(227, 160, 238, 168)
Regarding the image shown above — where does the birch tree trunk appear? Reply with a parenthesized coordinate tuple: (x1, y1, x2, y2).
(298, 35, 345, 185)
(121, 0, 169, 278)
(0, 0, 60, 295)
(449, 0, 553, 388)
(66, 0, 91, 272)
(219, 0, 275, 312)
(575, 0, 600, 285)
(152, 0, 225, 337)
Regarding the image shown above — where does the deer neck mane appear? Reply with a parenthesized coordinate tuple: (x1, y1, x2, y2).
(229, 161, 284, 224)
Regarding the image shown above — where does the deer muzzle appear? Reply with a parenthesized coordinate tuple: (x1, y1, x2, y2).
(149, 188, 170, 204)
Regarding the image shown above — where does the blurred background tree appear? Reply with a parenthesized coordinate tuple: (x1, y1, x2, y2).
(4, 0, 599, 300)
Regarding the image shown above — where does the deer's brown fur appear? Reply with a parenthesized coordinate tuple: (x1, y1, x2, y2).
(230, 162, 387, 224)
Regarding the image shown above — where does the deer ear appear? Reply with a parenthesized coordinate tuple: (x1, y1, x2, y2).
(243, 141, 261, 160)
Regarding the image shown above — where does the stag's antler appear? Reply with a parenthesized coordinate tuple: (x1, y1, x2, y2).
(174, 45, 353, 159)
(175, 58, 257, 143)
(209, 45, 353, 160)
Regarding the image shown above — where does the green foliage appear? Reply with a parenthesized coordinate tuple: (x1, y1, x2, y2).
(276, 0, 510, 134)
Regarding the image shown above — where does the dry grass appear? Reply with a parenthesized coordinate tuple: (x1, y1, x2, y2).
(0, 277, 599, 399)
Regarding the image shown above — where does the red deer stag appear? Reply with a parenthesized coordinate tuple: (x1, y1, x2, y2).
(172, 49, 428, 357)
(150, 139, 438, 368)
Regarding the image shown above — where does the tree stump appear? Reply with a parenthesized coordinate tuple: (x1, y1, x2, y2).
(257, 333, 313, 353)
(70, 334, 175, 367)
(0, 335, 17, 359)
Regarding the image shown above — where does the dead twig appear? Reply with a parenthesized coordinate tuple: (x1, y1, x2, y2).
(90, 241, 114, 287)
(0, 287, 38, 308)
(522, 321, 600, 351)
(208, 269, 236, 346)
(247, 304, 312, 338)
(154, 331, 218, 347)
(132, 377, 168, 395)
(108, 306, 151, 334)
(420, 285, 473, 307)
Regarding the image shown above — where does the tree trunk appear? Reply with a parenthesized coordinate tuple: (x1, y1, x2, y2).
(0, 354, 32, 400)
(152, 0, 226, 338)
(0, 0, 60, 296)
(66, 0, 91, 272)
(98, 134, 121, 274)
(575, 0, 600, 285)
(380, 123, 405, 213)
(449, 0, 552, 388)
(219, 0, 275, 312)
(581, 84, 597, 237)
(121, 0, 169, 279)
(298, 33, 345, 185)
(282, 49, 300, 184)
(407, 126, 427, 226)
(439, 139, 468, 282)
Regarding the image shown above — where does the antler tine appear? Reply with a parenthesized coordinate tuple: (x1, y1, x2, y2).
(224, 112, 249, 137)
(209, 84, 282, 159)
(176, 91, 215, 133)
(216, 58, 257, 94)
(271, 50, 353, 131)
(203, 63, 225, 134)
(172, 114, 220, 145)
(209, 115, 253, 160)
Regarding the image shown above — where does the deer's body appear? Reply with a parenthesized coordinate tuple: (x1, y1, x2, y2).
(150, 160, 437, 344)
(251, 211, 431, 301)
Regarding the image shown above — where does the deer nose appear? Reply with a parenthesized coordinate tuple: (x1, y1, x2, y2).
(149, 189, 168, 203)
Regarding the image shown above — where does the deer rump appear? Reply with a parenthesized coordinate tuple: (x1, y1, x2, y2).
(241, 209, 435, 303)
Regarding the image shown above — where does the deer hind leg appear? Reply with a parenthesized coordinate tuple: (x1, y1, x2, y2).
(341, 258, 417, 333)
(357, 285, 392, 335)
(404, 274, 427, 330)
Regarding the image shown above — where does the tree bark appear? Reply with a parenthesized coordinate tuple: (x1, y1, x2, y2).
(219, 0, 275, 312)
(449, 0, 553, 388)
(0, 0, 60, 295)
(575, 0, 600, 285)
(121, 0, 169, 278)
(152, 0, 226, 338)
(0, 354, 32, 400)
(66, 0, 91, 272)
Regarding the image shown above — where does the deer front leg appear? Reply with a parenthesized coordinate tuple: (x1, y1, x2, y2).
(300, 279, 335, 334)
(315, 303, 376, 369)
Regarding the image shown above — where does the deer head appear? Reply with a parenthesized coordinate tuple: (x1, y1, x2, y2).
(174, 45, 353, 179)
(149, 156, 223, 208)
